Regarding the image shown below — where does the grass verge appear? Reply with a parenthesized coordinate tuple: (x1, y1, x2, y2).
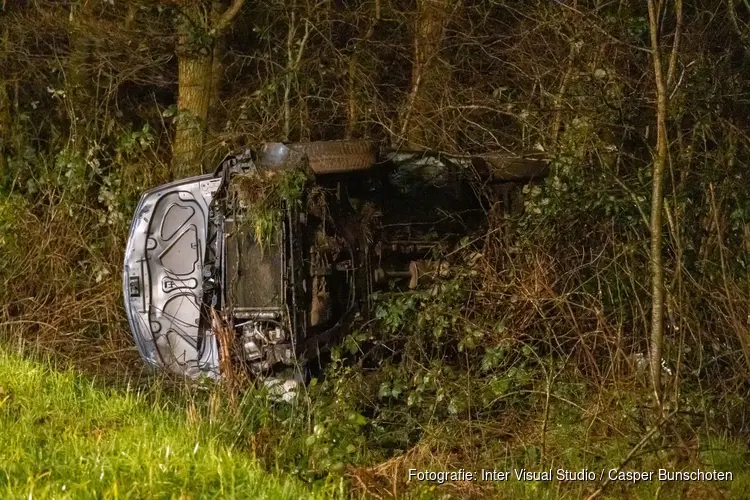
(0, 346, 339, 500)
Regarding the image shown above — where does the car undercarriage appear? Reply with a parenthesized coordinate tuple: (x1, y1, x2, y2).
(123, 141, 548, 383)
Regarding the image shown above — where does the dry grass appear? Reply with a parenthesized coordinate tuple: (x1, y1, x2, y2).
(0, 194, 142, 381)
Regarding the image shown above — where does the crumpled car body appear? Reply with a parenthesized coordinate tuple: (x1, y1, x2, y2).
(123, 141, 547, 379)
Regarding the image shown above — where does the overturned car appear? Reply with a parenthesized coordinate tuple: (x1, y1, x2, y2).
(123, 140, 547, 381)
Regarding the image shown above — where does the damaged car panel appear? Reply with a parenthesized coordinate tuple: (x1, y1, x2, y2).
(123, 141, 547, 379)
(123, 175, 222, 378)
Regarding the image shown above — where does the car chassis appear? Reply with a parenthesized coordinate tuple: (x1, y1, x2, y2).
(123, 141, 547, 381)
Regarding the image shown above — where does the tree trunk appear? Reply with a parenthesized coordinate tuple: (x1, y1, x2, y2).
(646, 0, 682, 409)
(67, 2, 93, 143)
(0, 83, 9, 186)
(172, 0, 244, 179)
(173, 4, 212, 179)
(0, 22, 9, 185)
(174, 54, 213, 178)
(400, 0, 455, 148)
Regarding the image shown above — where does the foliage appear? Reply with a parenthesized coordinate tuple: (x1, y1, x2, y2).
(2, 0, 750, 497)
(231, 167, 309, 249)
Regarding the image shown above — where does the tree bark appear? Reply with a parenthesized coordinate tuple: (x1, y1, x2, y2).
(171, 0, 244, 179)
(174, 56, 213, 179)
(646, 0, 682, 409)
(400, 0, 456, 148)
(173, 4, 213, 179)
(67, 2, 94, 143)
(0, 22, 9, 185)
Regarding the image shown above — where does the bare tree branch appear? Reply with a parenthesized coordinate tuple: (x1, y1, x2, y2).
(666, 0, 683, 87)
(210, 0, 245, 36)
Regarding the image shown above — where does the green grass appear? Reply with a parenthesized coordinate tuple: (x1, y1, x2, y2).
(1, 341, 747, 500)
(0, 347, 339, 500)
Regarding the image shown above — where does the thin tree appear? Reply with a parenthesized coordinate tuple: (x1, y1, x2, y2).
(400, 0, 458, 148)
(0, 8, 9, 185)
(646, 0, 682, 408)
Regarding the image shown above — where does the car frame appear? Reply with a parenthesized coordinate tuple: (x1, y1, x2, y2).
(123, 140, 547, 380)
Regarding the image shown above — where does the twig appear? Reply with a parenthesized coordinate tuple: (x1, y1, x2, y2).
(586, 410, 677, 500)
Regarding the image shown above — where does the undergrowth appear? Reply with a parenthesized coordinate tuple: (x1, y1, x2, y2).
(3, 165, 750, 498)
(3, 1, 750, 497)
(241, 239, 749, 498)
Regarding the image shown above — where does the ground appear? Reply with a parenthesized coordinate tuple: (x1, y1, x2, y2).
(0, 346, 340, 499)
